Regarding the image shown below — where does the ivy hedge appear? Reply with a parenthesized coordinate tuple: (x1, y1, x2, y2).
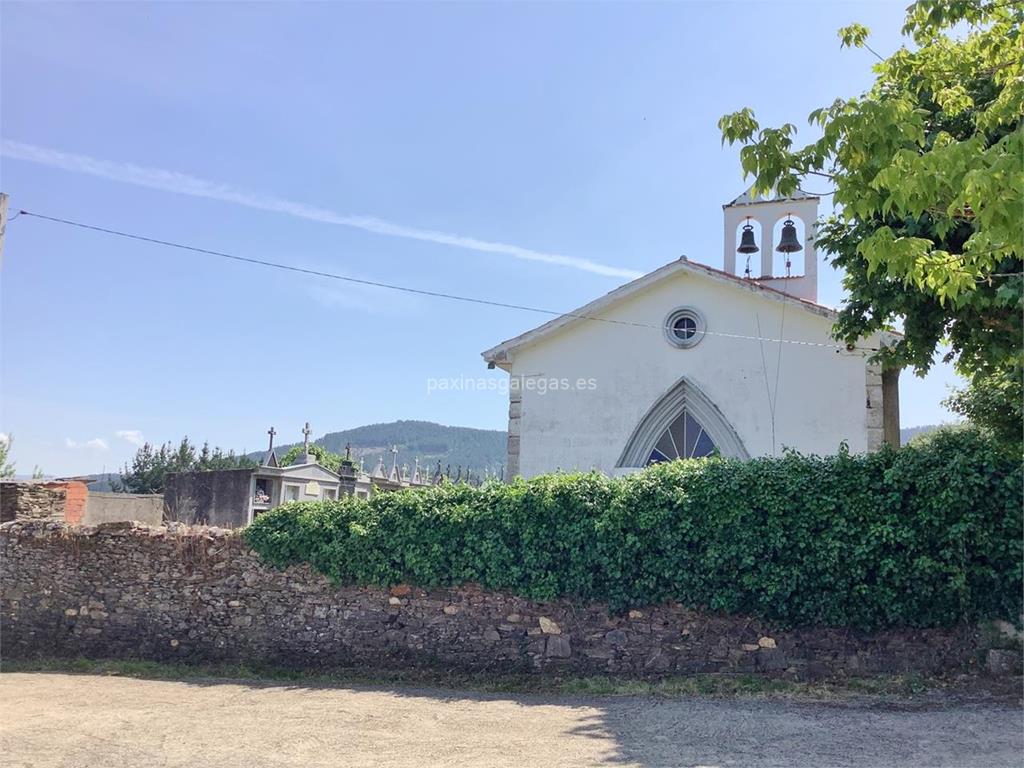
(245, 428, 1022, 629)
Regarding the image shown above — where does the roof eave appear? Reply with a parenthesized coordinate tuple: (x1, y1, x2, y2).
(481, 257, 845, 362)
(480, 259, 691, 363)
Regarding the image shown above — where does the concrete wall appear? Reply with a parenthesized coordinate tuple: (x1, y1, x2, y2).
(164, 469, 254, 528)
(507, 269, 881, 478)
(0, 520, 995, 679)
(83, 492, 164, 527)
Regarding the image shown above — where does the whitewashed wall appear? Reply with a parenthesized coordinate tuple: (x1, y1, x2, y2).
(506, 268, 875, 478)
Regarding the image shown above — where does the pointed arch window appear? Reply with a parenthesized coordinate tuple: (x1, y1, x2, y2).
(617, 376, 748, 468)
(647, 409, 716, 465)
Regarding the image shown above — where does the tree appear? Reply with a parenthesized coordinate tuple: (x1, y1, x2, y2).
(278, 444, 342, 472)
(0, 435, 15, 479)
(112, 442, 166, 494)
(719, 0, 1022, 446)
(944, 366, 1021, 447)
(114, 437, 256, 494)
(196, 441, 257, 471)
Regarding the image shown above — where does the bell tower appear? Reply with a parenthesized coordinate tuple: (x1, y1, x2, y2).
(722, 187, 819, 302)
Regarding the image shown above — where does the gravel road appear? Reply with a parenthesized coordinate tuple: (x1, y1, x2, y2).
(1, 672, 1020, 767)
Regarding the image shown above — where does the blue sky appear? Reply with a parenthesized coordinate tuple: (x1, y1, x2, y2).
(1, 1, 960, 476)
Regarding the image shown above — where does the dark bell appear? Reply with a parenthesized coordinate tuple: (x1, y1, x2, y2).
(736, 223, 759, 254)
(776, 219, 803, 253)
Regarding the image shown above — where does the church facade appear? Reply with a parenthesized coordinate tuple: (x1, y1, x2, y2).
(482, 190, 901, 479)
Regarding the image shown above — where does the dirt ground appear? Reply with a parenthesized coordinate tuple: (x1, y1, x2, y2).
(1, 672, 1021, 768)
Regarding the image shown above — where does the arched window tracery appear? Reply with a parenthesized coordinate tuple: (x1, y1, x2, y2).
(647, 409, 717, 464)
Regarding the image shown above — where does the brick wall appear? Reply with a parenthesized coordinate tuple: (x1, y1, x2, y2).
(0, 520, 997, 679)
(62, 482, 88, 525)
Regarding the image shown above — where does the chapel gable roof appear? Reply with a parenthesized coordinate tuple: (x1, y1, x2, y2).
(481, 256, 847, 366)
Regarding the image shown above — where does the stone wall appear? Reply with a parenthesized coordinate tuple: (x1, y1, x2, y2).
(2, 482, 164, 527)
(0, 482, 77, 523)
(0, 520, 995, 678)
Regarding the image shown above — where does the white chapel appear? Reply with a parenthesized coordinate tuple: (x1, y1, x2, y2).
(482, 190, 901, 479)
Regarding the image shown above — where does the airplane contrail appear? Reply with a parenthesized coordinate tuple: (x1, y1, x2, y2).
(1, 140, 642, 280)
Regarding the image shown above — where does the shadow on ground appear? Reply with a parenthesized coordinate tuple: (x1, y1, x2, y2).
(2, 667, 1022, 768)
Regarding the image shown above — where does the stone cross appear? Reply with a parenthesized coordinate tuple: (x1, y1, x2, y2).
(267, 426, 276, 453)
(302, 422, 312, 454)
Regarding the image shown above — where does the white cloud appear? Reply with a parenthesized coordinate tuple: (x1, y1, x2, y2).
(1, 140, 643, 280)
(115, 429, 145, 447)
(65, 437, 109, 451)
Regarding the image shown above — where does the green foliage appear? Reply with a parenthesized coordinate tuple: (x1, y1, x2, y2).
(0, 435, 15, 479)
(114, 437, 257, 494)
(720, 0, 1023, 445)
(819, 214, 1022, 451)
(900, 424, 941, 444)
(838, 23, 871, 49)
(719, 1, 1022, 302)
(278, 444, 343, 472)
(246, 430, 1022, 630)
(945, 368, 1024, 451)
(904, 423, 967, 448)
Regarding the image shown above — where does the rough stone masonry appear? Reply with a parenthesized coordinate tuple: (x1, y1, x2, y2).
(0, 520, 1004, 678)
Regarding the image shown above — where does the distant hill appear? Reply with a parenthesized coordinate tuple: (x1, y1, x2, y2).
(900, 424, 942, 444)
(83, 422, 945, 490)
(249, 420, 508, 478)
(81, 472, 121, 492)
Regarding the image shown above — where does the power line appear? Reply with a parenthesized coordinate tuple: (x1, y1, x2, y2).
(16, 209, 880, 352)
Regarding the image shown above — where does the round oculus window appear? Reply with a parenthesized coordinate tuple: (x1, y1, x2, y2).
(664, 308, 705, 348)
